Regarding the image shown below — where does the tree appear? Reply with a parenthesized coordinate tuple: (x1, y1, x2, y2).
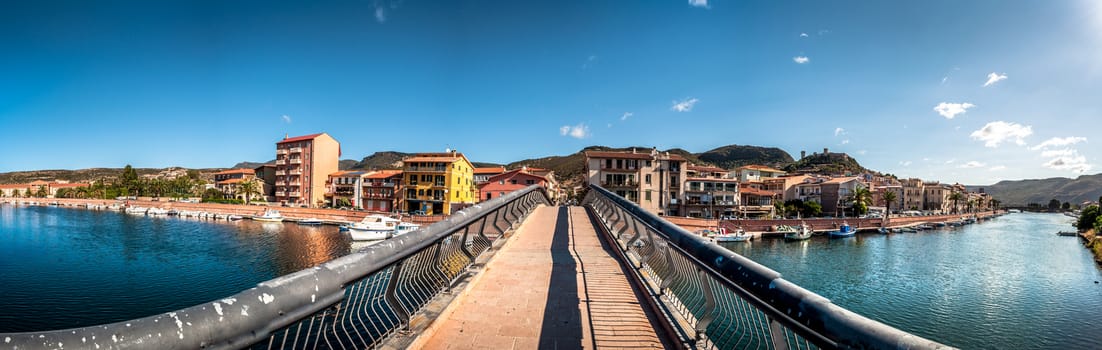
(202, 188, 224, 201)
(1078, 205, 1100, 231)
(237, 180, 261, 204)
(34, 186, 48, 198)
(948, 192, 965, 214)
(1062, 202, 1071, 211)
(850, 187, 872, 216)
(802, 201, 823, 217)
(1048, 199, 1062, 211)
(881, 190, 897, 218)
(12, 189, 21, 198)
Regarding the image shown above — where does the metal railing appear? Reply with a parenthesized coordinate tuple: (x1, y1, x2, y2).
(0, 185, 551, 350)
(582, 185, 952, 350)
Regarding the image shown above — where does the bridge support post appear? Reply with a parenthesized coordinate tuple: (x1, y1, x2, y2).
(384, 261, 411, 332)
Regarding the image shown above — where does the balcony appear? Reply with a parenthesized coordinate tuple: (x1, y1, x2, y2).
(289, 147, 303, 153)
(275, 170, 287, 176)
(407, 166, 447, 172)
(289, 181, 301, 186)
(364, 182, 395, 187)
(276, 159, 287, 165)
(289, 169, 303, 175)
(406, 196, 445, 202)
(599, 165, 640, 172)
(600, 181, 638, 188)
(363, 193, 394, 199)
(276, 191, 287, 197)
(289, 158, 302, 164)
(276, 149, 288, 155)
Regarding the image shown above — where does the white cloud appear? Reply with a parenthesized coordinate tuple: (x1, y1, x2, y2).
(281, 115, 292, 123)
(1030, 136, 1087, 150)
(857, 150, 867, 155)
(688, 0, 708, 8)
(941, 76, 949, 85)
(1043, 151, 1092, 173)
(793, 56, 810, 64)
(834, 127, 846, 136)
(900, 161, 912, 167)
(1041, 148, 1077, 158)
(799, 33, 809, 38)
(841, 139, 850, 145)
(959, 161, 986, 168)
(989, 165, 1007, 171)
(559, 123, 590, 139)
(969, 121, 1033, 147)
(620, 112, 633, 121)
(671, 98, 699, 112)
(933, 102, 975, 119)
(376, 8, 386, 22)
(983, 72, 1008, 87)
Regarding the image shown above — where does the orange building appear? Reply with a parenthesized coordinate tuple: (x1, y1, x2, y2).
(477, 168, 549, 202)
(275, 133, 341, 208)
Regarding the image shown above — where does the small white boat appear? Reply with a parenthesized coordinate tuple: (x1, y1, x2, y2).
(147, 207, 169, 215)
(712, 227, 752, 242)
(784, 223, 814, 241)
(298, 218, 324, 225)
(252, 209, 284, 222)
(348, 214, 400, 241)
(125, 206, 148, 215)
(393, 222, 421, 236)
(227, 215, 243, 221)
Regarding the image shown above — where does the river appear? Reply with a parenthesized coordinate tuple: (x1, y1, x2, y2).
(0, 204, 358, 333)
(721, 212, 1102, 349)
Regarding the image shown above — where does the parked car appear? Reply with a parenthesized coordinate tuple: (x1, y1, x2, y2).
(411, 210, 427, 216)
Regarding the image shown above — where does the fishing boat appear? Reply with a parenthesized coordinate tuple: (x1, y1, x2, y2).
(124, 206, 148, 215)
(784, 223, 814, 241)
(713, 227, 752, 242)
(298, 218, 324, 225)
(252, 209, 284, 222)
(227, 215, 243, 221)
(393, 222, 422, 236)
(147, 207, 169, 216)
(348, 214, 400, 241)
(828, 222, 857, 238)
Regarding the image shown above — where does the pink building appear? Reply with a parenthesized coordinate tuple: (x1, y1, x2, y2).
(477, 168, 548, 202)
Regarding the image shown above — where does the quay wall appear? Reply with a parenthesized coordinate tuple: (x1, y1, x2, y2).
(5, 198, 447, 225)
(667, 211, 1001, 233)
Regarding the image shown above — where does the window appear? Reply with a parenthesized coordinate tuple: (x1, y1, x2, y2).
(510, 180, 517, 184)
(646, 160, 652, 167)
(526, 180, 535, 185)
(645, 191, 652, 201)
(499, 180, 505, 185)
(645, 174, 652, 184)
(486, 193, 492, 200)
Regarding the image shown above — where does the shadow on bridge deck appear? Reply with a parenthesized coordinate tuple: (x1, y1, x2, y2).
(411, 205, 673, 349)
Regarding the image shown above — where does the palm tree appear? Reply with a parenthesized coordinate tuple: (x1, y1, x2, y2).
(237, 180, 261, 204)
(881, 190, 897, 216)
(849, 187, 872, 216)
(948, 192, 965, 214)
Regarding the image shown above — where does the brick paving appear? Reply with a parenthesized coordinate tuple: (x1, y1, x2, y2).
(414, 205, 669, 349)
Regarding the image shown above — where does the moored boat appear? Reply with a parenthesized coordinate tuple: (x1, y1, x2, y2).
(298, 218, 324, 225)
(713, 227, 752, 242)
(829, 222, 857, 238)
(784, 223, 814, 241)
(252, 209, 284, 222)
(349, 214, 400, 241)
(394, 222, 421, 236)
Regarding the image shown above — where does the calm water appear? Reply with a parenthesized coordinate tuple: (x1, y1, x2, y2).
(0, 204, 355, 332)
(722, 212, 1102, 349)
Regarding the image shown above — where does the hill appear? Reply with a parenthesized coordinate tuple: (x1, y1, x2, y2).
(783, 151, 867, 175)
(697, 145, 794, 169)
(968, 174, 1102, 207)
(231, 160, 274, 169)
(0, 167, 222, 184)
(347, 151, 411, 170)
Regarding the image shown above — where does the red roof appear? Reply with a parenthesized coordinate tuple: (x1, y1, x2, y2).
(741, 187, 777, 197)
(277, 133, 324, 144)
(482, 169, 548, 184)
(217, 178, 245, 185)
(473, 165, 506, 173)
(215, 168, 255, 175)
(50, 183, 90, 188)
(366, 170, 402, 179)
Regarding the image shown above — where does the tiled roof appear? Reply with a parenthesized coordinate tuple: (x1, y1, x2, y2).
(217, 178, 245, 184)
(366, 170, 402, 179)
(737, 165, 785, 173)
(405, 156, 459, 163)
(28, 180, 49, 185)
(215, 168, 255, 175)
(0, 184, 28, 189)
(50, 183, 90, 188)
(277, 133, 325, 144)
(329, 170, 368, 177)
(741, 187, 777, 197)
(474, 167, 507, 174)
(485, 169, 548, 183)
(824, 176, 860, 184)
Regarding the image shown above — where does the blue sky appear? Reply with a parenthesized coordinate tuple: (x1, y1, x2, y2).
(2, 0, 1100, 185)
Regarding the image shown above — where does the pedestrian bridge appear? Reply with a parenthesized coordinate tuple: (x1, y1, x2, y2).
(0, 186, 951, 350)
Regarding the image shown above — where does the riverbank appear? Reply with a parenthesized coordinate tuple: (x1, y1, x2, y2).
(1078, 229, 1102, 264)
(666, 211, 1002, 238)
(0, 198, 446, 226)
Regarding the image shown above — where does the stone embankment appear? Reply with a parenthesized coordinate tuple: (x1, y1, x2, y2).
(4, 198, 446, 225)
(666, 211, 1002, 235)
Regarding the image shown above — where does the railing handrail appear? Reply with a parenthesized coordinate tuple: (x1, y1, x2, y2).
(584, 184, 952, 349)
(0, 185, 551, 350)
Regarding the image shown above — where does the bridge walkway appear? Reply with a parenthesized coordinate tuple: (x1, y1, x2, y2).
(413, 205, 672, 349)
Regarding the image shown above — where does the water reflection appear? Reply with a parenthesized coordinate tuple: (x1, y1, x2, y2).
(0, 206, 356, 332)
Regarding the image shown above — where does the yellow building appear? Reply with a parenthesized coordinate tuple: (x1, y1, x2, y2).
(275, 133, 341, 208)
(399, 151, 476, 215)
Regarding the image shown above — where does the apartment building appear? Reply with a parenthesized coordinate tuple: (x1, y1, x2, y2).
(683, 165, 739, 219)
(274, 133, 341, 208)
(400, 151, 477, 215)
(473, 167, 507, 185)
(325, 170, 368, 208)
(923, 182, 952, 214)
(821, 177, 866, 216)
(584, 148, 687, 216)
(214, 168, 258, 200)
(254, 165, 277, 202)
(735, 165, 787, 182)
(901, 178, 925, 211)
(477, 168, 550, 202)
(363, 170, 402, 213)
